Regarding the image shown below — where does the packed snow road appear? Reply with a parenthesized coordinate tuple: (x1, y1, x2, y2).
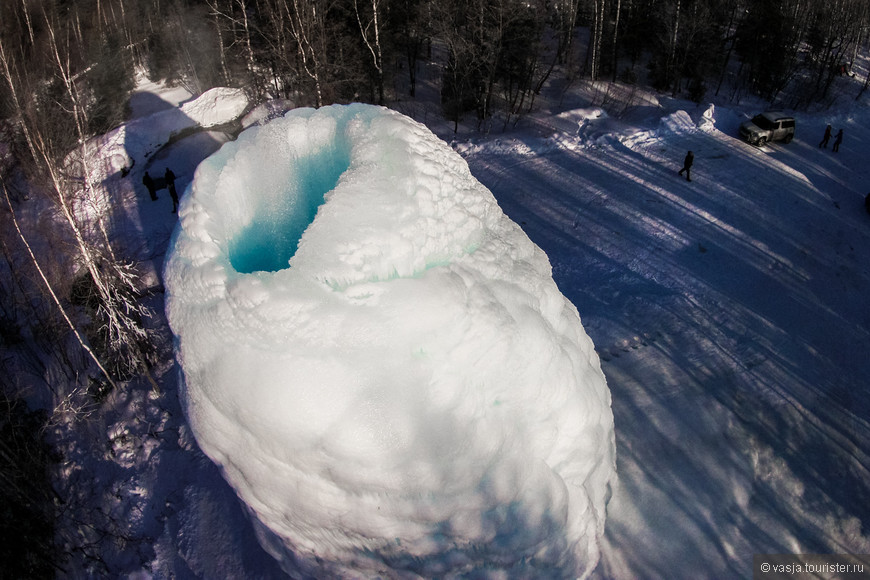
(462, 104, 870, 578)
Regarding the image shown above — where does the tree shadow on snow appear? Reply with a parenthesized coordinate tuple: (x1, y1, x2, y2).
(95, 92, 230, 289)
(465, 125, 870, 579)
(85, 91, 287, 578)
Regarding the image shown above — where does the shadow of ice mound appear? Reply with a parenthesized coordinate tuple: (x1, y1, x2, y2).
(164, 104, 615, 579)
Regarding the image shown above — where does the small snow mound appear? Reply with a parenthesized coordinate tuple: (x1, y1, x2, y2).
(556, 107, 608, 131)
(454, 137, 552, 158)
(180, 87, 249, 128)
(618, 109, 702, 149)
(75, 87, 250, 189)
(698, 104, 716, 132)
(164, 103, 615, 579)
(617, 126, 658, 149)
(560, 108, 627, 145)
(660, 110, 698, 135)
(241, 99, 296, 129)
(560, 107, 607, 121)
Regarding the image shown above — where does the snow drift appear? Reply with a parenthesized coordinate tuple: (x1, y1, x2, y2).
(81, 87, 249, 184)
(163, 103, 615, 578)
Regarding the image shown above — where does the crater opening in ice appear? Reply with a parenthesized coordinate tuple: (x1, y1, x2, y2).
(229, 135, 351, 273)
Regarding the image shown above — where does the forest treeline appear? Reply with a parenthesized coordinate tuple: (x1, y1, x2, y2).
(3, 0, 870, 140)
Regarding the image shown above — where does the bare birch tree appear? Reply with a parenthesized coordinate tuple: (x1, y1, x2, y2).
(587, 0, 607, 80)
(283, 0, 328, 106)
(2, 179, 118, 393)
(0, 41, 118, 393)
(354, 0, 385, 104)
(0, 22, 158, 392)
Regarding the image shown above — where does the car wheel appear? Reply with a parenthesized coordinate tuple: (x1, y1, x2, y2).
(783, 134, 793, 144)
(758, 137, 767, 146)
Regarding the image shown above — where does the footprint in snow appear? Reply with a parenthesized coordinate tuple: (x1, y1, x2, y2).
(597, 331, 663, 362)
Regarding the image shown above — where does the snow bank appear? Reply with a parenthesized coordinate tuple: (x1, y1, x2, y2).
(659, 109, 697, 135)
(79, 87, 249, 184)
(180, 87, 249, 128)
(618, 109, 704, 149)
(164, 103, 615, 578)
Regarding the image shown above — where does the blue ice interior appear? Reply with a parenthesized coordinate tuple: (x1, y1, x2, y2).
(229, 144, 350, 273)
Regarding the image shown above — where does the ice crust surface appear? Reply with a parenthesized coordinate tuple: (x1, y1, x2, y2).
(164, 103, 615, 579)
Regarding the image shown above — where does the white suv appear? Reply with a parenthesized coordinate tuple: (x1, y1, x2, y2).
(739, 112, 795, 146)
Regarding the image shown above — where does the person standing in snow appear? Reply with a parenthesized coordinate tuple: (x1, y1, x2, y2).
(819, 124, 832, 148)
(678, 150, 694, 182)
(832, 129, 844, 152)
(165, 167, 179, 213)
(143, 171, 157, 201)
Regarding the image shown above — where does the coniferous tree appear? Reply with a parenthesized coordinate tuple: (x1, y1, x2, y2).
(389, 0, 430, 98)
(88, 32, 135, 134)
(496, 4, 544, 125)
(734, 0, 803, 101)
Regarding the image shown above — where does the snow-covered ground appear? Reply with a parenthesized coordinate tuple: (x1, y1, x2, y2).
(462, 99, 870, 577)
(50, 70, 870, 578)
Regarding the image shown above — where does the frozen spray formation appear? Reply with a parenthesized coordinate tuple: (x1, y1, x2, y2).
(164, 104, 615, 579)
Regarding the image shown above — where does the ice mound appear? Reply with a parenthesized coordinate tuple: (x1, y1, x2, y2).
(164, 103, 615, 578)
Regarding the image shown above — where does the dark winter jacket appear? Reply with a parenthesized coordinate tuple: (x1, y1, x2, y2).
(683, 151, 694, 169)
